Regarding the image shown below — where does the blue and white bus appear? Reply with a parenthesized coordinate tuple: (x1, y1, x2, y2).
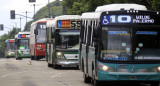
(79, 4, 160, 86)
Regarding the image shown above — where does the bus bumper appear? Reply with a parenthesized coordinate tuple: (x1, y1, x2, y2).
(97, 70, 160, 81)
(56, 60, 78, 67)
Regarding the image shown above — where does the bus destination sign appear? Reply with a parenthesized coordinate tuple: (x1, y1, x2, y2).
(102, 15, 158, 25)
(57, 20, 81, 29)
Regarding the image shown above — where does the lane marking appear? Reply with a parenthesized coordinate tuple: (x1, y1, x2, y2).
(51, 75, 61, 77)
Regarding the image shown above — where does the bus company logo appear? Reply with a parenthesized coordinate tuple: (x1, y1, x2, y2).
(102, 16, 110, 25)
(118, 64, 129, 68)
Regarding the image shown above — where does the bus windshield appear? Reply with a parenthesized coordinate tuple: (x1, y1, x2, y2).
(18, 39, 29, 50)
(7, 42, 15, 51)
(36, 23, 46, 43)
(56, 29, 80, 50)
(101, 27, 132, 61)
(101, 27, 160, 61)
(134, 28, 160, 61)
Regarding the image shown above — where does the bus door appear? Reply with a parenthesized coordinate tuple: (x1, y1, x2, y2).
(81, 20, 89, 74)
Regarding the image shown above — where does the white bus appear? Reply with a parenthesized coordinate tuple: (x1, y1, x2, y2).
(15, 32, 30, 60)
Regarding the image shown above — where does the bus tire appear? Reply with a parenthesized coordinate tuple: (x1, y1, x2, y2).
(93, 79, 100, 86)
(151, 82, 159, 86)
(54, 64, 61, 69)
(92, 70, 100, 86)
(31, 56, 35, 60)
(48, 63, 52, 67)
(35, 56, 39, 60)
(83, 73, 91, 83)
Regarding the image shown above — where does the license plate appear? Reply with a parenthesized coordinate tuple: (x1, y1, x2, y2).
(129, 76, 137, 80)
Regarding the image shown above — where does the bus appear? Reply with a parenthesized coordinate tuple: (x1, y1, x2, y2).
(5, 39, 15, 58)
(79, 4, 160, 86)
(30, 18, 53, 60)
(15, 32, 30, 60)
(46, 15, 81, 68)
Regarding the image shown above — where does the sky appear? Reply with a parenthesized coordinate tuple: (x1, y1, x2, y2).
(0, 0, 55, 36)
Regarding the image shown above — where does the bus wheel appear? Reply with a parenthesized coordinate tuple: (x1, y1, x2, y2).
(151, 82, 159, 86)
(48, 63, 52, 67)
(83, 73, 91, 83)
(31, 56, 35, 60)
(93, 79, 100, 86)
(54, 64, 61, 69)
(92, 70, 100, 86)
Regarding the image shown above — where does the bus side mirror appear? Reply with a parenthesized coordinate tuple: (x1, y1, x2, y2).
(34, 29, 38, 35)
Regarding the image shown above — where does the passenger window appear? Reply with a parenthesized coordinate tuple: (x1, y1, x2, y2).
(80, 20, 85, 44)
(83, 20, 87, 44)
(90, 21, 94, 46)
(87, 21, 92, 45)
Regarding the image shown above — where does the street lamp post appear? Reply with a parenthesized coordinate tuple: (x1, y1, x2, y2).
(33, 4, 36, 21)
(48, 0, 50, 18)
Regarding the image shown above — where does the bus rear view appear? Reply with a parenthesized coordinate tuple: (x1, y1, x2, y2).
(79, 4, 160, 86)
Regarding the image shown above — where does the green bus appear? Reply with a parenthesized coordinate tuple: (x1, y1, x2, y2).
(46, 15, 81, 68)
(5, 39, 15, 58)
(15, 32, 30, 60)
(79, 4, 160, 86)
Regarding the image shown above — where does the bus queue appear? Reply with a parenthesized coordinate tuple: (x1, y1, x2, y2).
(4, 4, 160, 86)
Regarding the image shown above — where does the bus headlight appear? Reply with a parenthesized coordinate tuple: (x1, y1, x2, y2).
(8, 52, 11, 55)
(151, 66, 160, 72)
(18, 50, 22, 54)
(56, 52, 64, 59)
(98, 62, 114, 72)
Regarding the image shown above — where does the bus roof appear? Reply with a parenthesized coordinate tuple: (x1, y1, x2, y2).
(81, 12, 102, 19)
(31, 18, 53, 26)
(82, 4, 148, 20)
(18, 32, 30, 35)
(55, 15, 81, 20)
(15, 32, 30, 38)
(5, 39, 15, 42)
(95, 4, 147, 12)
(47, 15, 81, 28)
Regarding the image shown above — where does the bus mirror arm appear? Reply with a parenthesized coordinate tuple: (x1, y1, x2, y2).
(34, 29, 38, 35)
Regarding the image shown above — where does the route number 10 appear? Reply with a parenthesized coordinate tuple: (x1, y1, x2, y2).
(110, 15, 131, 23)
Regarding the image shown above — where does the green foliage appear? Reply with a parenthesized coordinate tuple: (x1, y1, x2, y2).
(62, 0, 160, 15)
(24, 21, 33, 31)
(34, 0, 63, 20)
(24, 0, 63, 31)
(152, 0, 160, 11)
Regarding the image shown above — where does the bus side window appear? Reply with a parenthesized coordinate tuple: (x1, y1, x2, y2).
(87, 20, 92, 46)
(80, 20, 85, 44)
(83, 20, 87, 45)
(90, 21, 95, 47)
(85, 21, 89, 44)
(51, 27, 55, 38)
(46, 27, 48, 43)
(92, 20, 99, 47)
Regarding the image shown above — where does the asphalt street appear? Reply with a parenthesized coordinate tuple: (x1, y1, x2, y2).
(0, 58, 150, 86)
